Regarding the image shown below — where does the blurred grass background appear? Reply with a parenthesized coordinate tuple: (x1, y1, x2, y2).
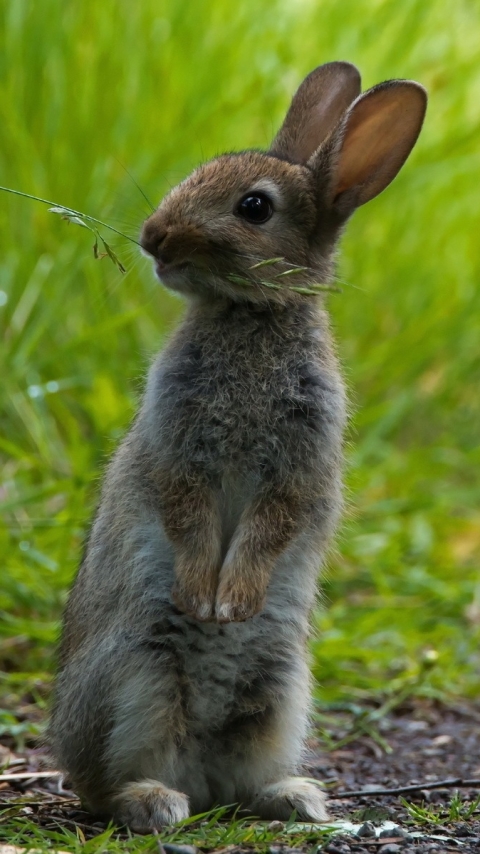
(1, 0, 479, 706)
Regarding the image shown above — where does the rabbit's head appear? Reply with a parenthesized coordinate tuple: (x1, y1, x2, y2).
(141, 62, 426, 304)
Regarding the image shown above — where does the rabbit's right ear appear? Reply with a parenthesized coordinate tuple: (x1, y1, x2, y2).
(269, 62, 361, 164)
(319, 80, 428, 210)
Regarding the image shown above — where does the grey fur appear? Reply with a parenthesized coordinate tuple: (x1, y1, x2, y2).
(48, 62, 426, 830)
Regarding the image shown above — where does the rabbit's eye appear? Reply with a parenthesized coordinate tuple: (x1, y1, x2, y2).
(236, 193, 273, 224)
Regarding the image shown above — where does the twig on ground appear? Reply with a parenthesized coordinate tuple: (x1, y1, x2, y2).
(0, 771, 62, 781)
(331, 777, 480, 799)
(0, 798, 78, 806)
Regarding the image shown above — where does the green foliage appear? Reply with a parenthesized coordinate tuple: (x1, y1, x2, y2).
(402, 793, 480, 826)
(0, 806, 335, 852)
(1, 0, 479, 703)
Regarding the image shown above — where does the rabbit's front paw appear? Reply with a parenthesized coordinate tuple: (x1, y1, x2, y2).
(215, 574, 265, 623)
(172, 577, 216, 621)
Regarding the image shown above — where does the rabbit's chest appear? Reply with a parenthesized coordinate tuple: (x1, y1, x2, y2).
(157, 339, 329, 469)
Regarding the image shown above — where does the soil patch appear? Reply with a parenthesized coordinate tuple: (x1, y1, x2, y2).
(1, 698, 479, 852)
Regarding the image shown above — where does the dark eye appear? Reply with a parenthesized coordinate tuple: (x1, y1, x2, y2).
(236, 192, 273, 224)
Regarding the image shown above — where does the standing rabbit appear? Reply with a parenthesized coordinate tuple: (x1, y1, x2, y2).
(49, 62, 426, 831)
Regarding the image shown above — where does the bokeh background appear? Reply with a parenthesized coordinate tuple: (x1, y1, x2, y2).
(1, 0, 479, 713)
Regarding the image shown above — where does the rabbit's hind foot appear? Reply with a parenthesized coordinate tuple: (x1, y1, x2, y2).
(112, 779, 189, 832)
(248, 776, 329, 822)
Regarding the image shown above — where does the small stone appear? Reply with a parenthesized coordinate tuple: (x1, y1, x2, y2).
(162, 845, 198, 854)
(268, 820, 285, 832)
(454, 822, 475, 837)
(356, 821, 377, 838)
(423, 787, 452, 803)
(432, 734, 452, 745)
(324, 842, 351, 854)
(379, 826, 409, 839)
(378, 845, 402, 854)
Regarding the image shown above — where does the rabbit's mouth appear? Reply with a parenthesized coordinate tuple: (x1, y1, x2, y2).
(154, 255, 219, 290)
(154, 259, 206, 295)
(154, 260, 188, 280)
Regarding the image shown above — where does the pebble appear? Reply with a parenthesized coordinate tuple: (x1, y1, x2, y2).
(267, 820, 285, 832)
(422, 788, 448, 803)
(454, 821, 476, 836)
(378, 845, 403, 854)
(324, 842, 351, 854)
(379, 826, 409, 839)
(356, 820, 377, 837)
(162, 845, 198, 854)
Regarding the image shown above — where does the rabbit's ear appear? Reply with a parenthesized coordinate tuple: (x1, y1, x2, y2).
(322, 80, 427, 209)
(269, 62, 361, 163)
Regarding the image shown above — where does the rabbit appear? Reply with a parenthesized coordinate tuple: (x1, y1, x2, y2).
(48, 61, 427, 832)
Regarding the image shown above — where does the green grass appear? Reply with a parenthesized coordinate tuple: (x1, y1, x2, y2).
(0, 807, 337, 853)
(1, 0, 480, 725)
(402, 793, 480, 826)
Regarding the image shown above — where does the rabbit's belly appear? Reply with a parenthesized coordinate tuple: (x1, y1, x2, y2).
(173, 618, 294, 734)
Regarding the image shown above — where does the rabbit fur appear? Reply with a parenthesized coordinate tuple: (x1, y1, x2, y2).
(48, 62, 426, 831)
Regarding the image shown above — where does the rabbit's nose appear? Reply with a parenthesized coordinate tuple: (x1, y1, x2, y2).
(140, 222, 168, 259)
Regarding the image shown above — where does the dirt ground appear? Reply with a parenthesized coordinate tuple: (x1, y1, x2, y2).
(1, 698, 479, 852)
(309, 698, 480, 851)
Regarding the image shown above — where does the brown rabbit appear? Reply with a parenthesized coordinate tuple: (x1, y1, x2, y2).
(48, 62, 426, 831)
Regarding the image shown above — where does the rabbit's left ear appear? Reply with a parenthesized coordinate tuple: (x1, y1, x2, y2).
(269, 62, 361, 163)
(316, 80, 427, 209)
